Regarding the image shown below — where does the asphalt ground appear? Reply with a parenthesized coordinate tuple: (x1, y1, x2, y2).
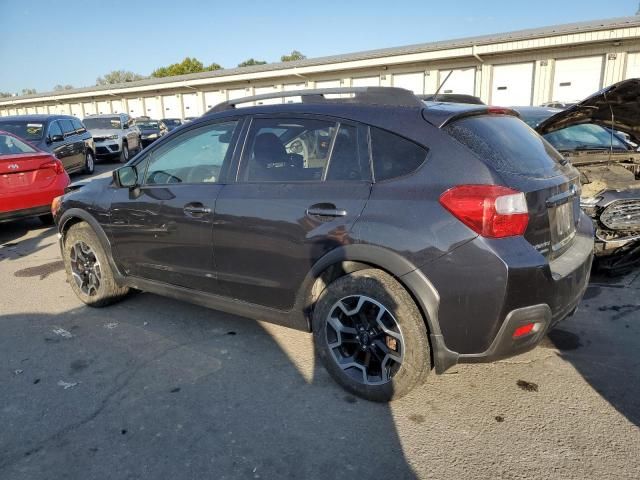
(0, 162, 639, 479)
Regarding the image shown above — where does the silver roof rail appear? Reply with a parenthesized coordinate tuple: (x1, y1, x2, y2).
(207, 87, 423, 113)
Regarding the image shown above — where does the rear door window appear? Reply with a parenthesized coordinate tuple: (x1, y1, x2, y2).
(59, 119, 76, 136)
(370, 127, 428, 181)
(71, 118, 86, 134)
(239, 117, 338, 182)
(48, 121, 63, 139)
(443, 115, 566, 178)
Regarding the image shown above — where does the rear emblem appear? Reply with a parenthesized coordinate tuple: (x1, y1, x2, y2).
(8, 164, 19, 170)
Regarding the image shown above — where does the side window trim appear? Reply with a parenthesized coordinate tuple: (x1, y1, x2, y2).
(138, 117, 242, 187)
(320, 121, 341, 182)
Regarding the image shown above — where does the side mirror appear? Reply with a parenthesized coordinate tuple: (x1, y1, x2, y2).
(49, 134, 64, 143)
(113, 165, 138, 188)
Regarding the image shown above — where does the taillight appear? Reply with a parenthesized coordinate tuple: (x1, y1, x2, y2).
(439, 185, 529, 238)
(40, 158, 65, 175)
(51, 195, 63, 217)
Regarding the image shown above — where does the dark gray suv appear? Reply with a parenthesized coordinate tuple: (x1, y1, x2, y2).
(53, 88, 594, 401)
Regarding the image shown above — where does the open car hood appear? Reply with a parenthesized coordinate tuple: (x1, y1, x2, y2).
(535, 78, 640, 139)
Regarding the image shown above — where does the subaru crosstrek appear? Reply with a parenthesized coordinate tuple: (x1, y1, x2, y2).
(53, 87, 594, 402)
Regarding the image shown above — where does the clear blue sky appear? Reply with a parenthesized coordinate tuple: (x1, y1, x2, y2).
(1, 0, 638, 93)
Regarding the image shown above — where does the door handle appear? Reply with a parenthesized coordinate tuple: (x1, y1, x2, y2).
(306, 203, 347, 218)
(183, 203, 211, 216)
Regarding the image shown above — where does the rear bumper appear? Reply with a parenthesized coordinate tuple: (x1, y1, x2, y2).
(0, 204, 51, 223)
(420, 211, 593, 373)
(0, 174, 68, 223)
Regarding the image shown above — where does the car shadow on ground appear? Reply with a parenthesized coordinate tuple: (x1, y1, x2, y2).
(0, 219, 56, 262)
(0, 295, 419, 479)
(545, 270, 640, 427)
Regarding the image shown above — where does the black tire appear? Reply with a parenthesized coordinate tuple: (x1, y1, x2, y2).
(119, 142, 129, 163)
(39, 214, 54, 225)
(313, 269, 431, 402)
(84, 150, 95, 174)
(62, 222, 129, 307)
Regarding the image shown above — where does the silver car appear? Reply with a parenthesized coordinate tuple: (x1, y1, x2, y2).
(83, 113, 141, 163)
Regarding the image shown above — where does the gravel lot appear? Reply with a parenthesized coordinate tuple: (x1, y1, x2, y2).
(1, 163, 639, 479)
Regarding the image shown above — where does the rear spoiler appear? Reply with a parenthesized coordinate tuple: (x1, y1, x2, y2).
(422, 106, 521, 129)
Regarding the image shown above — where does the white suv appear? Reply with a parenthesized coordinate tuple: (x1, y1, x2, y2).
(83, 114, 141, 163)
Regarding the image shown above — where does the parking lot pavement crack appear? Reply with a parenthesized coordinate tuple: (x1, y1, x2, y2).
(0, 337, 208, 472)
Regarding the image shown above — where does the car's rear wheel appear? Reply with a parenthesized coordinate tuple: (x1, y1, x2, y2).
(63, 222, 129, 307)
(119, 142, 129, 163)
(312, 269, 431, 402)
(84, 150, 95, 174)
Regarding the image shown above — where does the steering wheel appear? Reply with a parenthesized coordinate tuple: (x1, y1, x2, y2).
(148, 170, 182, 184)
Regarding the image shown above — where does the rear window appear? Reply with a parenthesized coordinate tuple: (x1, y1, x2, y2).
(443, 115, 566, 178)
(370, 127, 428, 181)
(0, 133, 37, 155)
(0, 121, 45, 140)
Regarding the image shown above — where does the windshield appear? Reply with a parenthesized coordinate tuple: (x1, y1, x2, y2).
(517, 109, 558, 128)
(83, 117, 122, 130)
(0, 121, 45, 140)
(137, 121, 159, 129)
(543, 124, 629, 151)
(0, 133, 37, 155)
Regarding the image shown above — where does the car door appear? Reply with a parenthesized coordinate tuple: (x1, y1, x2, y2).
(213, 115, 372, 310)
(46, 120, 75, 171)
(109, 118, 242, 292)
(58, 118, 84, 170)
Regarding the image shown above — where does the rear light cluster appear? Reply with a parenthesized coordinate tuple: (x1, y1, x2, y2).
(440, 185, 529, 238)
(40, 158, 65, 175)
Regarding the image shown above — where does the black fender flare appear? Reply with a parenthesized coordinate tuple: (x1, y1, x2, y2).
(58, 208, 126, 284)
(297, 244, 458, 373)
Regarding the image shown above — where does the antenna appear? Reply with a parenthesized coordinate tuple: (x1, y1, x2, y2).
(432, 70, 454, 103)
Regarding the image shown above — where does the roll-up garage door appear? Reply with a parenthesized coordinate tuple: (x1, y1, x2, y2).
(111, 100, 123, 114)
(162, 94, 180, 118)
(127, 98, 143, 117)
(36, 105, 48, 114)
(182, 93, 202, 117)
(204, 91, 226, 111)
(144, 97, 161, 119)
(70, 104, 82, 117)
(253, 85, 281, 105)
(552, 56, 603, 102)
(282, 82, 306, 103)
(392, 72, 424, 94)
(625, 52, 640, 79)
(83, 102, 96, 116)
(491, 62, 534, 105)
(96, 100, 111, 114)
(352, 76, 380, 87)
(437, 68, 475, 95)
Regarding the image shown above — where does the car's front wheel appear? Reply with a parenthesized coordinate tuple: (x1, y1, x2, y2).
(63, 222, 129, 307)
(313, 269, 431, 402)
(119, 142, 129, 163)
(84, 150, 95, 174)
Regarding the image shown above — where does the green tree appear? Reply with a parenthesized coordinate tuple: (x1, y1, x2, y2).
(237, 58, 267, 67)
(151, 57, 221, 78)
(21, 88, 37, 95)
(0, 92, 12, 98)
(280, 50, 306, 62)
(53, 84, 74, 91)
(96, 70, 145, 85)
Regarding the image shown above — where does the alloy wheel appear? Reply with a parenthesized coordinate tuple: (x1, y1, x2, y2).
(69, 241, 102, 296)
(325, 295, 404, 385)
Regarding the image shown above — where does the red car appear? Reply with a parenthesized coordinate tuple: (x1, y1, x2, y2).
(0, 130, 69, 224)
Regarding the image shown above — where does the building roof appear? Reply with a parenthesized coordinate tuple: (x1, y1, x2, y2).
(4, 15, 640, 103)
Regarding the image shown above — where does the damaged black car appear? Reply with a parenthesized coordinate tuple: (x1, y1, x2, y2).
(515, 79, 640, 271)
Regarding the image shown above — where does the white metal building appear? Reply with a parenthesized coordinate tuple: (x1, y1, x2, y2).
(2, 16, 640, 118)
